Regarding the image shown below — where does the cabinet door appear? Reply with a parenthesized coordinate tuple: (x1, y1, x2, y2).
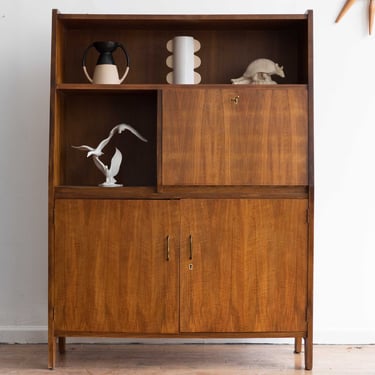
(54, 199, 179, 334)
(162, 88, 308, 186)
(180, 199, 308, 333)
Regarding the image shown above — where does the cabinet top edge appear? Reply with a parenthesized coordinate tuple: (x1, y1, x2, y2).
(53, 10, 312, 23)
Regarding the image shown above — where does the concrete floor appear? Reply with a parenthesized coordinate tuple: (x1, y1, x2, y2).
(0, 344, 374, 374)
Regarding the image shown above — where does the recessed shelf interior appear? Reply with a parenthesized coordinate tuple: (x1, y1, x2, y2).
(57, 17, 308, 85)
(57, 90, 157, 187)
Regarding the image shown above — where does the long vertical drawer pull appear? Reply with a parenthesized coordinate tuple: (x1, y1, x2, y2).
(189, 234, 193, 260)
(166, 235, 170, 261)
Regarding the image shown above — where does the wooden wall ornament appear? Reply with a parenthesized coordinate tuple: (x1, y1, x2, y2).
(336, 0, 375, 35)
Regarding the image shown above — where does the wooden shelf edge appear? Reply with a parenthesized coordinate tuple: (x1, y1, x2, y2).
(54, 185, 309, 200)
(54, 186, 158, 199)
(56, 83, 308, 92)
(56, 83, 159, 92)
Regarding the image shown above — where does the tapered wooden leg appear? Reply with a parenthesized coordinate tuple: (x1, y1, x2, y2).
(48, 333, 56, 370)
(294, 337, 302, 353)
(58, 337, 66, 354)
(304, 336, 313, 370)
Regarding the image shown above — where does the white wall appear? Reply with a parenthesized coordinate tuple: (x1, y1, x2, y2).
(1, 0, 375, 344)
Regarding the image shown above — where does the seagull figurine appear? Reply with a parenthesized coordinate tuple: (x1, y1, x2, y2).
(72, 123, 148, 157)
(92, 148, 123, 186)
(72, 123, 148, 187)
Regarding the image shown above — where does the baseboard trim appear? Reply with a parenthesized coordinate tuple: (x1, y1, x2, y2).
(0, 326, 48, 344)
(314, 331, 375, 345)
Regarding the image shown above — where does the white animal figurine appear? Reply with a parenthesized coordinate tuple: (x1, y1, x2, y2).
(73, 123, 147, 187)
(231, 58, 285, 85)
(92, 147, 123, 187)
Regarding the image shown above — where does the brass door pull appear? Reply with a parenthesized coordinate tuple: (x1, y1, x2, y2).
(189, 234, 193, 260)
(166, 235, 170, 261)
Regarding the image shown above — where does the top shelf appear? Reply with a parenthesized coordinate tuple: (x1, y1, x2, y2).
(52, 11, 312, 86)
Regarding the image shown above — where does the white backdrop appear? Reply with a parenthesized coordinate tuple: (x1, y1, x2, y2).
(1, 0, 375, 344)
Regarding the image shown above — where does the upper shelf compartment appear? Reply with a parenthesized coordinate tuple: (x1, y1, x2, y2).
(51, 11, 312, 86)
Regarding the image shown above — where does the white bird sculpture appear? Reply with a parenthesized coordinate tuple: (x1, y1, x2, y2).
(72, 123, 148, 187)
(92, 148, 123, 186)
(72, 123, 147, 158)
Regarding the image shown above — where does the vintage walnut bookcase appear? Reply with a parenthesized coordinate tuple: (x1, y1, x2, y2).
(48, 10, 314, 370)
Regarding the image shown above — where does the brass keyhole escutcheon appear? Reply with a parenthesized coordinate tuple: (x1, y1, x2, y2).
(231, 96, 240, 104)
(188, 263, 193, 270)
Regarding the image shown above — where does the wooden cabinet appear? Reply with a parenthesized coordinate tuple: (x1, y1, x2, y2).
(49, 10, 314, 371)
